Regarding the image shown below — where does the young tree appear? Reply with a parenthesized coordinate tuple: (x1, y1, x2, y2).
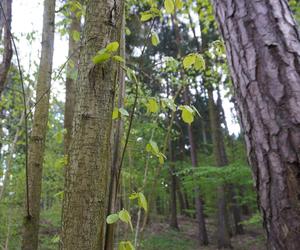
(61, 0, 124, 249)
(21, 0, 56, 249)
(212, 1, 300, 248)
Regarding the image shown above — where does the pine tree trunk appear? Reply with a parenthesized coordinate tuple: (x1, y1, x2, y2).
(207, 86, 232, 248)
(212, 1, 300, 249)
(21, 0, 55, 249)
(61, 0, 124, 249)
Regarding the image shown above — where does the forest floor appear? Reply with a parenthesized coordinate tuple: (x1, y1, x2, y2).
(140, 216, 266, 250)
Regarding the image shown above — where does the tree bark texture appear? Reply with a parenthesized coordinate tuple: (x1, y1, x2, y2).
(0, 0, 13, 96)
(212, 1, 300, 249)
(61, 0, 124, 249)
(21, 0, 55, 249)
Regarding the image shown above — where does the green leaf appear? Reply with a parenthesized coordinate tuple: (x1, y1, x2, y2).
(141, 12, 153, 22)
(106, 41, 119, 52)
(183, 54, 196, 69)
(149, 140, 159, 154)
(129, 192, 139, 200)
(119, 241, 135, 250)
(72, 30, 80, 42)
(175, 0, 183, 10)
(119, 107, 129, 116)
(112, 107, 119, 120)
(118, 209, 133, 231)
(125, 27, 131, 35)
(147, 98, 159, 113)
(164, 0, 174, 14)
(92, 51, 111, 64)
(138, 193, 148, 212)
(151, 32, 160, 46)
(194, 54, 205, 71)
(112, 55, 125, 62)
(106, 213, 119, 224)
(182, 109, 194, 124)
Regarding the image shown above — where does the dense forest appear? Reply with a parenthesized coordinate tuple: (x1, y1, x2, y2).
(0, 0, 300, 249)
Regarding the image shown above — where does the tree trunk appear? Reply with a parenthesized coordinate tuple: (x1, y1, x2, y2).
(21, 0, 55, 249)
(104, 7, 126, 250)
(169, 141, 179, 230)
(212, 1, 300, 249)
(60, 0, 124, 249)
(207, 86, 232, 248)
(0, 0, 13, 96)
(64, 2, 81, 156)
(184, 87, 209, 245)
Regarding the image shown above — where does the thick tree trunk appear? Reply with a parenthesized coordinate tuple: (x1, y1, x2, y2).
(212, 1, 300, 249)
(208, 86, 232, 248)
(21, 0, 55, 249)
(60, 0, 124, 249)
(0, 0, 13, 96)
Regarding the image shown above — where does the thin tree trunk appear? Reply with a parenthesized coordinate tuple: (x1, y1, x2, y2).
(207, 86, 232, 248)
(212, 1, 300, 249)
(169, 141, 179, 230)
(104, 7, 126, 249)
(64, 2, 81, 156)
(0, 0, 13, 96)
(60, 0, 124, 249)
(184, 87, 209, 246)
(21, 1, 55, 249)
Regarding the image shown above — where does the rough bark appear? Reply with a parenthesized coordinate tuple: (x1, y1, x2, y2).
(21, 0, 55, 249)
(60, 0, 124, 249)
(0, 0, 13, 96)
(211, 1, 300, 249)
(208, 86, 232, 248)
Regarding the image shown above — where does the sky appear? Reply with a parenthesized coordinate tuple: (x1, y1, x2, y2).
(11, 0, 240, 135)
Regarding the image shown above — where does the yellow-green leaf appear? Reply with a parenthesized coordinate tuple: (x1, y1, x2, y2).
(175, 0, 183, 10)
(119, 241, 135, 250)
(93, 51, 111, 64)
(112, 55, 125, 62)
(112, 107, 119, 120)
(183, 54, 196, 69)
(151, 32, 160, 46)
(106, 41, 119, 52)
(106, 213, 119, 224)
(141, 12, 153, 22)
(138, 193, 148, 212)
(194, 54, 205, 71)
(118, 209, 133, 231)
(182, 109, 194, 124)
(147, 98, 159, 113)
(164, 0, 174, 14)
(72, 30, 80, 42)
